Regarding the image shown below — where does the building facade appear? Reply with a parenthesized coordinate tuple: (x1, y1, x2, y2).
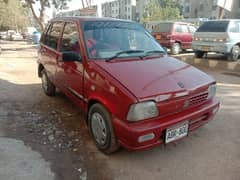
(101, 0, 136, 20)
(57, 5, 98, 17)
(182, 0, 240, 19)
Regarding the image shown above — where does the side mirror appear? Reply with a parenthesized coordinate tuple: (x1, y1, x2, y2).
(62, 51, 81, 62)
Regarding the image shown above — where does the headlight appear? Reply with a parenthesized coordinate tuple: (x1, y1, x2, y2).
(207, 84, 217, 99)
(127, 101, 159, 122)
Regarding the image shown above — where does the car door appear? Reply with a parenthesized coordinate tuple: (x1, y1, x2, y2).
(39, 22, 64, 84)
(174, 24, 191, 49)
(57, 22, 85, 104)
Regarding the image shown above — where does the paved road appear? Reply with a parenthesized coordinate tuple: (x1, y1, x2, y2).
(0, 41, 239, 180)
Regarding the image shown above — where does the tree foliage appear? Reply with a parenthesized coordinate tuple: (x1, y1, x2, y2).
(0, 0, 30, 30)
(141, 0, 182, 23)
(24, 0, 70, 31)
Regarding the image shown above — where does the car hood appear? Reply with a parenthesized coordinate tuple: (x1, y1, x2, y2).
(94, 56, 214, 99)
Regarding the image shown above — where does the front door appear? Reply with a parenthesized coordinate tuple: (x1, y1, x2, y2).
(57, 22, 85, 104)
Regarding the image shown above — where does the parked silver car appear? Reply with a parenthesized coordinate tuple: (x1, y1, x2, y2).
(192, 19, 240, 61)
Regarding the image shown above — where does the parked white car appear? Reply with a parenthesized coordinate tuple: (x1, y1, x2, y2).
(192, 19, 240, 61)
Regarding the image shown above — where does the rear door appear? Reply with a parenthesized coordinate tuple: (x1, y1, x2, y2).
(39, 22, 64, 84)
(174, 23, 192, 49)
(57, 22, 85, 104)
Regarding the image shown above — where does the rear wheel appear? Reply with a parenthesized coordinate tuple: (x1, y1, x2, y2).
(88, 103, 119, 154)
(194, 51, 204, 58)
(41, 69, 56, 96)
(228, 45, 240, 61)
(171, 43, 181, 55)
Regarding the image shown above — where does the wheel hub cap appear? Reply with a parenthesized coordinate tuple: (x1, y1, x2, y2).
(91, 112, 107, 145)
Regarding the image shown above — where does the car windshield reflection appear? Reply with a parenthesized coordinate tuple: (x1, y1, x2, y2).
(82, 21, 165, 60)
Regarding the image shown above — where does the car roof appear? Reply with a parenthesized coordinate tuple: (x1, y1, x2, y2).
(155, 21, 195, 25)
(207, 19, 240, 22)
(50, 16, 134, 23)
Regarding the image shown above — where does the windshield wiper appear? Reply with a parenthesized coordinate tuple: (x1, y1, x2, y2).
(142, 50, 166, 58)
(106, 50, 144, 61)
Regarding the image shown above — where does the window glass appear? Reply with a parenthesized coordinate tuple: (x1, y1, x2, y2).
(175, 24, 182, 32)
(45, 22, 64, 50)
(82, 21, 164, 59)
(60, 23, 80, 53)
(197, 21, 229, 32)
(152, 23, 172, 33)
(189, 25, 197, 33)
(181, 25, 189, 33)
(228, 21, 240, 33)
(41, 23, 51, 43)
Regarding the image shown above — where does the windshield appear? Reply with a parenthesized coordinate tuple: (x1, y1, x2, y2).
(82, 21, 164, 59)
(197, 21, 229, 32)
(152, 23, 173, 33)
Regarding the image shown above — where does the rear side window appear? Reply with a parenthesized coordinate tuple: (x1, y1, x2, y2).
(152, 23, 173, 33)
(228, 21, 240, 33)
(44, 22, 64, 50)
(175, 24, 188, 33)
(197, 21, 229, 32)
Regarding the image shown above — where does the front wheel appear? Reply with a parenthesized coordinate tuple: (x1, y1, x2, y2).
(88, 103, 119, 154)
(41, 69, 56, 96)
(228, 45, 240, 61)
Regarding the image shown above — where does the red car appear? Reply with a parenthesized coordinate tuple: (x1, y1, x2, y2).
(38, 17, 219, 154)
(152, 22, 197, 54)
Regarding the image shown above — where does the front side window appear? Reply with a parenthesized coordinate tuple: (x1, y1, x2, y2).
(60, 22, 80, 53)
(82, 21, 165, 59)
(44, 22, 64, 50)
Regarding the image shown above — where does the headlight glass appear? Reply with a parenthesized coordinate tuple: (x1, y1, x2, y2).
(207, 84, 217, 99)
(127, 101, 159, 122)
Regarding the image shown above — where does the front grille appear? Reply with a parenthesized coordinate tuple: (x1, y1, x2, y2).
(189, 92, 208, 106)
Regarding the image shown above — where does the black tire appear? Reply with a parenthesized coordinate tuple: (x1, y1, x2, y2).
(41, 69, 56, 96)
(88, 103, 119, 154)
(171, 43, 181, 55)
(194, 51, 204, 58)
(228, 45, 240, 61)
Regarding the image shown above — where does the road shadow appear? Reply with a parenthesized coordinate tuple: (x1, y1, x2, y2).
(0, 78, 113, 180)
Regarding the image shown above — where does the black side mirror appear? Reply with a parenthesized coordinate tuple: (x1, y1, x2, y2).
(62, 51, 81, 62)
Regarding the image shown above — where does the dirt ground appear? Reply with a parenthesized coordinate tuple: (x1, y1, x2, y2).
(0, 41, 240, 180)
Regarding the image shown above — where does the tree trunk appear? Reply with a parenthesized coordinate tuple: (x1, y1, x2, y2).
(27, 0, 45, 31)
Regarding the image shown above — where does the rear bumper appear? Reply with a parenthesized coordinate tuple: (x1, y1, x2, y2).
(192, 41, 232, 54)
(157, 40, 175, 48)
(113, 99, 220, 151)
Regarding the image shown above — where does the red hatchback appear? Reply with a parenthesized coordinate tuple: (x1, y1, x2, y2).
(152, 22, 197, 54)
(38, 17, 219, 154)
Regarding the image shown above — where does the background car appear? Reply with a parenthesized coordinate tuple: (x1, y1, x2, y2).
(192, 19, 240, 61)
(152, 21, 197, 54)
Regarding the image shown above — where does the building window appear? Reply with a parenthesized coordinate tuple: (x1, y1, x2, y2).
(212, 5, 217, 10)
(185, 6, 190, 13)
(200, 4, 203, 11)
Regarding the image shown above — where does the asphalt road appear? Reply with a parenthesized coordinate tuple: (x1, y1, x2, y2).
(0, 41, 239, 180)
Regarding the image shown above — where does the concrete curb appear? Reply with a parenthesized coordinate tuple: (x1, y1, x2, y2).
(178, 56, 240, 72)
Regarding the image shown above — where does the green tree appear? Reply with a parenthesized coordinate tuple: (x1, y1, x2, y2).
(24, 0, 70, 31)
(141, 0, 182, 23)
(0, 0, 30, 30)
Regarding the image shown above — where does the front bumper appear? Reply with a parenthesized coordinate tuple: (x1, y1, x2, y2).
(113, 99, 220, 151)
